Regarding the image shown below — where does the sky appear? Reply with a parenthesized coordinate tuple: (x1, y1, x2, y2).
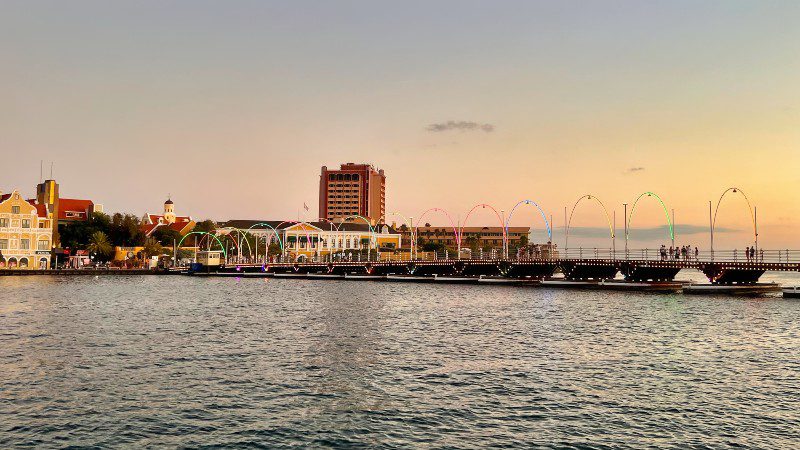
(1, 0, 798, 249)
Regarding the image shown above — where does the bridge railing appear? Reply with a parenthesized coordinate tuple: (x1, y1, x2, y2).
(520, 248, 800, 264)
(225, 248, 800, 265)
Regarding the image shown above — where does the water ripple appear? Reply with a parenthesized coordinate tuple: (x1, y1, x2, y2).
(1, 274, 800, 448)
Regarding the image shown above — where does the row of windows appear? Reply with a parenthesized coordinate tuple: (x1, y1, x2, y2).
(0, 239, 50, 250)
(328, 174, 360, 181)
(287, 238, 371, 249)
(0, 218, 49, 228)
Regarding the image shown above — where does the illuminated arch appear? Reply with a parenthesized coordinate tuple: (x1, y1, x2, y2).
(505, 199, 552, 242)
(459, 203, 505, 255)
(626, 191, 674, 243)
(217, 227, 253, 256)
(177, 231, 228, 258)
(245, 223, 285, 253)
(415, 207, 459, 251)
(712, 187, 757, 243)
(566, 194, 615, 249)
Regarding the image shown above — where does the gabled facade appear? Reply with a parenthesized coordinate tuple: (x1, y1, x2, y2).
(0, 190, 54, 269)
(141, 198, 195, 237)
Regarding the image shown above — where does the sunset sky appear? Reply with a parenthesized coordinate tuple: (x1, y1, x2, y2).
(1, 1, 798, 248)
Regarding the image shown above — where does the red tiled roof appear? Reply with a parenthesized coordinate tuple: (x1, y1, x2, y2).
(0, 193, 11, 202)
(141, 217, 194, 236)
(141, 223, 159, 236)
(58, 198, 94, 221)
(26, 200, 49, 218)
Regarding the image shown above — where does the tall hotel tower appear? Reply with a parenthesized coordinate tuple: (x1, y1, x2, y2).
(319, 163, 386, 225)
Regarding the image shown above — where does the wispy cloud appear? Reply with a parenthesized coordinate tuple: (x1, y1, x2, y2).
(426, 121, 495, 133)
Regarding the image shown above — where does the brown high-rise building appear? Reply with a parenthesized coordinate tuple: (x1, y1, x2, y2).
(319, 163, 386, 224)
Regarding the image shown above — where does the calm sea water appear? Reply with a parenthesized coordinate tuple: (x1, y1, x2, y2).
(2, 272, 800, 448)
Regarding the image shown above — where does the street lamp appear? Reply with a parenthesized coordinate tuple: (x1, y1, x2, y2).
(500, 209, 506, 259)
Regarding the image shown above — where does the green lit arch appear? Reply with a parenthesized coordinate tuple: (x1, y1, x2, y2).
(177, 231, 228, 259)
(217, 227, 254, 257)
(626, 191, 674, 243)
(245, 222, 285, 252)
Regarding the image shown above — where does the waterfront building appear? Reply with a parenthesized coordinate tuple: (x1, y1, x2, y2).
(0, 190, 54, 269)
(34, 179, 100, 246)
(319, 163, 386, 224)
(217, 220, 402, 261)
(405, 226, 531, 250)
(141, 198, 196, 237)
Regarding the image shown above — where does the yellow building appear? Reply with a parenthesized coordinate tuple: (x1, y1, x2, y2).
(0, 190, 54, 269)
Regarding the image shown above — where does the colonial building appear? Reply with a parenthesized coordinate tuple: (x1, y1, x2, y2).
(141, 198, 195, 237)
(217, 220, 402, 261)
(34, 179, 100, 246)
(319, 163, 386, 224)
(0, 190, 54, 269)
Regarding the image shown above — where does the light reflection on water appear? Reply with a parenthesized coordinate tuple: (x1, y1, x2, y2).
(1, 274, 799, 448)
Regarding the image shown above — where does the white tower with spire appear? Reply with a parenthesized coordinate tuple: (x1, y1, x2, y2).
(163, 197, 176, 224)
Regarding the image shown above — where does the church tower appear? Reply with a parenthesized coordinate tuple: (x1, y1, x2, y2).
(163, 198, 176, 224)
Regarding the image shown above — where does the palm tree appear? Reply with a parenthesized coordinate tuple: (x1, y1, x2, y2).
(87, 231, 113, 261)
(142, 237, 163, 259)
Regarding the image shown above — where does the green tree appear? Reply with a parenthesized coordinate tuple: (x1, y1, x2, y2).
(86, 231, 114, 261)
(193, 219, 217, 234)
(267, 243, 282, 257)
(465, 235, 480, 253)
(152, 227, 182, 247)
(142, 237, 164, 259)
(59, 212, 112, 250)
(109, 213, 145, 246)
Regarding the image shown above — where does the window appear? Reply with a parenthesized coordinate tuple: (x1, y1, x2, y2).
(0, 239, 7, 249)
(21, 219, 30, 228)
(12, 206, 20, 214)
(38, 240, 50, 251)
(0, 218, 7, 227)
(20, 239, 30, 250)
